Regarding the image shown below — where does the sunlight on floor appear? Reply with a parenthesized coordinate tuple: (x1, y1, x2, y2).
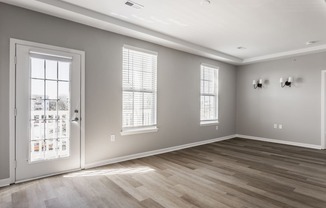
(63, 167, 155, 178)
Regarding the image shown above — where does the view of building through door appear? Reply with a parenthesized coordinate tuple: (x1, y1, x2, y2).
(15, 43, 82, 182)
(29, 54, 71, 162)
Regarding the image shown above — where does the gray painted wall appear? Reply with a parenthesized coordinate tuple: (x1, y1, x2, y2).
(0, 3, 237, 180)
(236, 53, 326, 145)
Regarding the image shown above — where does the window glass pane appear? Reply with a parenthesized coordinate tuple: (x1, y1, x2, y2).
(122, 69, 133, 89)
(143, 93, 153, 125)
(204, 96, 210, 120)
(200, 96, 205, 120)
(208, 80, 215, 94)
(143, 72, 153, 91)
(31, 58, 44, 79)
(209, 96, 216, 119)
(132, 70, 143, 90)
(123, 110, 133, 127)
(123, 91, 133, 127)
(133, 92, 144, 126)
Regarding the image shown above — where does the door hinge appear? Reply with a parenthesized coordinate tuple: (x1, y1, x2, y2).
(15, 160, 17, 169)
(14, 108, 17, 117)
(14, 56, 17, 65)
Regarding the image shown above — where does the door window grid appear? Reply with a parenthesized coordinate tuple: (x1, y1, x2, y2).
(200, 65, 218, 123)
(30, 56, 71, 162)
(122, 47, 157, 130)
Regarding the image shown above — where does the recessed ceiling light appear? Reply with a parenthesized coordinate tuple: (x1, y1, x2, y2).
(237, 46, 246, 50)
(200, 0, 211, 5)
(306, 40, 318, 45)
(125, 0, 144, 9)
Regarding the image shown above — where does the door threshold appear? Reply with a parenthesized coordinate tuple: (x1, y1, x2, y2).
(15, 168, 82, 184)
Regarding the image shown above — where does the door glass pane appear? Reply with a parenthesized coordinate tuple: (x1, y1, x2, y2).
(58, 62, 70, 81)
(58, 81, 70, 98)
(30, 140, 45, 162)
(58, 120, 69, 138)
(31, 58, 44, 79)
(44, 139, 58, 159)
(45, 120, 58, 139)
(46, 80, 57, 100)
(46, 60, 57, 80)
(31, 99, 44, 117)
(46, 100, 57, 119)
(30, 120, 44, 140)
(29, 56, 71, 162)
(58, 138, 69, 157)
(31, 79, 44, 100)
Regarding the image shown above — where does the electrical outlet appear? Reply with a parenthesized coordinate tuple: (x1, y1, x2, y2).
(274, 124, 277, 129)
(216, 126, 218, 130)
(278, 124, 283, 129)
(110, 135, 116, 142)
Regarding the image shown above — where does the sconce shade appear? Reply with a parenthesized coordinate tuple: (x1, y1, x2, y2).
(280, 76, 292, 88)
(253, 79, 263, 89)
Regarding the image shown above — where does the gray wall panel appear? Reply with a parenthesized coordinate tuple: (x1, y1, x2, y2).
(236, 54, 326, 145)
(0, 3, 236, 180)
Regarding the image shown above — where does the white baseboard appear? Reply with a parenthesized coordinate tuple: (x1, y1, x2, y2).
(236, 134, 322, 150)
(0, 178, 10, 188)
(85, 134, 236, 169)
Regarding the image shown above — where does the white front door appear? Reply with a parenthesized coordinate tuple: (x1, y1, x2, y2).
(15, 43, 82, 182)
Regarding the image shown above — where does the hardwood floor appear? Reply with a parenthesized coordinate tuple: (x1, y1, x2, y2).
(1, 138, 326, 208)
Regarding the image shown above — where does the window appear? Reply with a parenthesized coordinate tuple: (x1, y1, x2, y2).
(200, 64, 218, 124)
(122, 46, 158, 135)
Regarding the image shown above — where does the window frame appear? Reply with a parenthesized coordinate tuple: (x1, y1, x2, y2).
(200, 64, 219, 125)
(121, 45, 158, 135)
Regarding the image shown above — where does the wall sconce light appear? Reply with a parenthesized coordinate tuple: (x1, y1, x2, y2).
(253, 79, 263, 89)
(280, 77, 292, 88)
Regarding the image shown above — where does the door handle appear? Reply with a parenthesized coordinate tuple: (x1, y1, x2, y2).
(72, 109, 79, 122)
(72, 117, 79, 122)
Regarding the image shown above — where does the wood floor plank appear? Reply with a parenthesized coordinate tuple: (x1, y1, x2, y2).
(1, 138, 326, 208)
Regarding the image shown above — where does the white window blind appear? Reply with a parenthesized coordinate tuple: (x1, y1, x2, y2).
(122, 46, 157, 130)
(200, 64, 218, 123)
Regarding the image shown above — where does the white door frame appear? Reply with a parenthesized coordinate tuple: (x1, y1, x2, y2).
(321, 70, 326, 150)
(9, 38, 86, 184)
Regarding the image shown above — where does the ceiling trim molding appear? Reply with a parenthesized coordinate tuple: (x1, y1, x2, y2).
(33, 0, 242, 64)
(242, 44, 326, 64)
(2, 0, 326, 66)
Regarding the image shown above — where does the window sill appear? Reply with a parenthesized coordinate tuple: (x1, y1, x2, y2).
(200, 121, 219, 126)
(121, 127, 158, 136)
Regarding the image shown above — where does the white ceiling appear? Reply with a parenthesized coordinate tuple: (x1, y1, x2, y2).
(2, 0, 326, 65)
